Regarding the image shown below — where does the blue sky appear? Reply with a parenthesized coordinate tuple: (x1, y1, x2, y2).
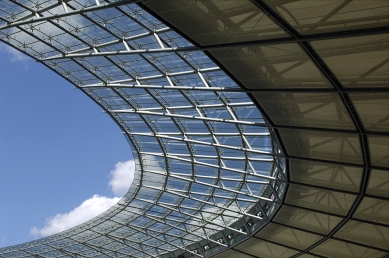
(0, 42, 134, 247)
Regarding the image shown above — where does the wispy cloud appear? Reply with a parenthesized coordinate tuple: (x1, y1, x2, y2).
(0, 43, 30, 63)
(30, 160, 135, 238)
(109, 160, 135, 197)
(0, 235, 7, 247)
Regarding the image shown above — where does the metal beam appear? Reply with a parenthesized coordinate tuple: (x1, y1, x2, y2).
(139, 153, 276, 180)
(61, 27, 171, 55)
(82, 66, 221, 84)
(83, 83, 389, 93)
(81, 83, 243, 92)
(41, 46, 199, 61)
(138, 151, 272, 161)
(129, 132, 270, 136)
(114, 102, 254, 111)
(244, 87, 389, 93)
(139, 184, 251, 236)
(0, 0, 145, 31)
(112, 108, 265, 126)
(136, 187, 263, 220)
(200, 26, 389, 50)
(147, 169, 269, 197)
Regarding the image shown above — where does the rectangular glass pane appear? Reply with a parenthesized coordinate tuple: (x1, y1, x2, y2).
(335, 220, 389, 250)
(279, 129, 363, 164)
(369, 135, 389, 168)
(285, 184, 357, 216)
(210, 44, 333, 89)
(254, 92, 355, 130)
(274, 206, 342, 235)
(235, 238, 299, 257)
(264, 0, 389, 35)
(367, 169, 389, 198)
(213, 250, 253, 258)
(353, 197, 389, 225)
(311, 35, 389, 88)
(311, 238, 387, 258)
(350, 93, 389, 132)
(289, 159, 362, 192)
(144, 0, 287, 46)
(255, 223, 322, 250)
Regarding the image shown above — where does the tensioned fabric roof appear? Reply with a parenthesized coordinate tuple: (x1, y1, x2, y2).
(0, 0, 388, 258)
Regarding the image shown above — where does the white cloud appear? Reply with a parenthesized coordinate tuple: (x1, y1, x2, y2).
(0, 43, 29, 63)
(109, 160, 135, 196)
(30, 195, 120, 237)
(30, 160, 135, 237)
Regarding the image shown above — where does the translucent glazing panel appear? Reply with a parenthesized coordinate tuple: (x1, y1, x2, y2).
(311, 238, 387, 258)
(254, 92, 355, 130)
(235, 238, 299, 257)
(350, 93, 389, 132)
(353, 197, 389, 225)
(367, 169, 389, 198)
(144, 0, 287, 46)
(279, 129, 363, 164)
(289, 159, 362, 192)
(335, 220, 389, 250)
(369, 135, 389, 168)
(285, 184, 357, 216)
(273, 206, 342, 235)
(311, 35, 389, 88)
(213, 250, 253, 258)
(264, 0, 389, 35)
(298, 254, 321, 258)
(210, 44, 333, 89)
(255, 223, 322, 250)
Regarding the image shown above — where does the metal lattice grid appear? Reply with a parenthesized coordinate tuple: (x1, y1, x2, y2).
(0, 0, 286, 257)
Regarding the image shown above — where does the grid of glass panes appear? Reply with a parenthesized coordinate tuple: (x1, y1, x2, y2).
(0, 0, 285, 257)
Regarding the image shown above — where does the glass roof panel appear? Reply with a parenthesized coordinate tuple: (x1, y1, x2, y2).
(311, 238, 387, 258)
(285, 184, 357, 216)
(311, 34, 389, 88)
(368, 135, 389, 168)
(255, 223, 323, 250)
(213, 250, 253, 258)
(279, 129, 363, 164)
(235, 238, 299, 257)
(353, 197, 389, 225)
(254, 92, 355, 130)
(273, 205, 342, 235)
(144, 0, 288, 46)
(289, 159, 362, 192)
(210, 44, 333, 89)
(264, 0, 389, 35)
(335, 220, 389, 250)
(366, 169, 389, 198)
(350, 93, 389, 133)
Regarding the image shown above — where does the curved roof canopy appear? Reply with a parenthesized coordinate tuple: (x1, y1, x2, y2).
(1, 0, 388, 257)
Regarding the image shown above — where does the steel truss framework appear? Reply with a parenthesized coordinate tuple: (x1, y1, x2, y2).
(0, 0, 284, 257)
(0, 0, 388, 258)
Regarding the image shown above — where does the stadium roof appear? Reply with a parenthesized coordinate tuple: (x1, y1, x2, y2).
(0, 0, 388, 257)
